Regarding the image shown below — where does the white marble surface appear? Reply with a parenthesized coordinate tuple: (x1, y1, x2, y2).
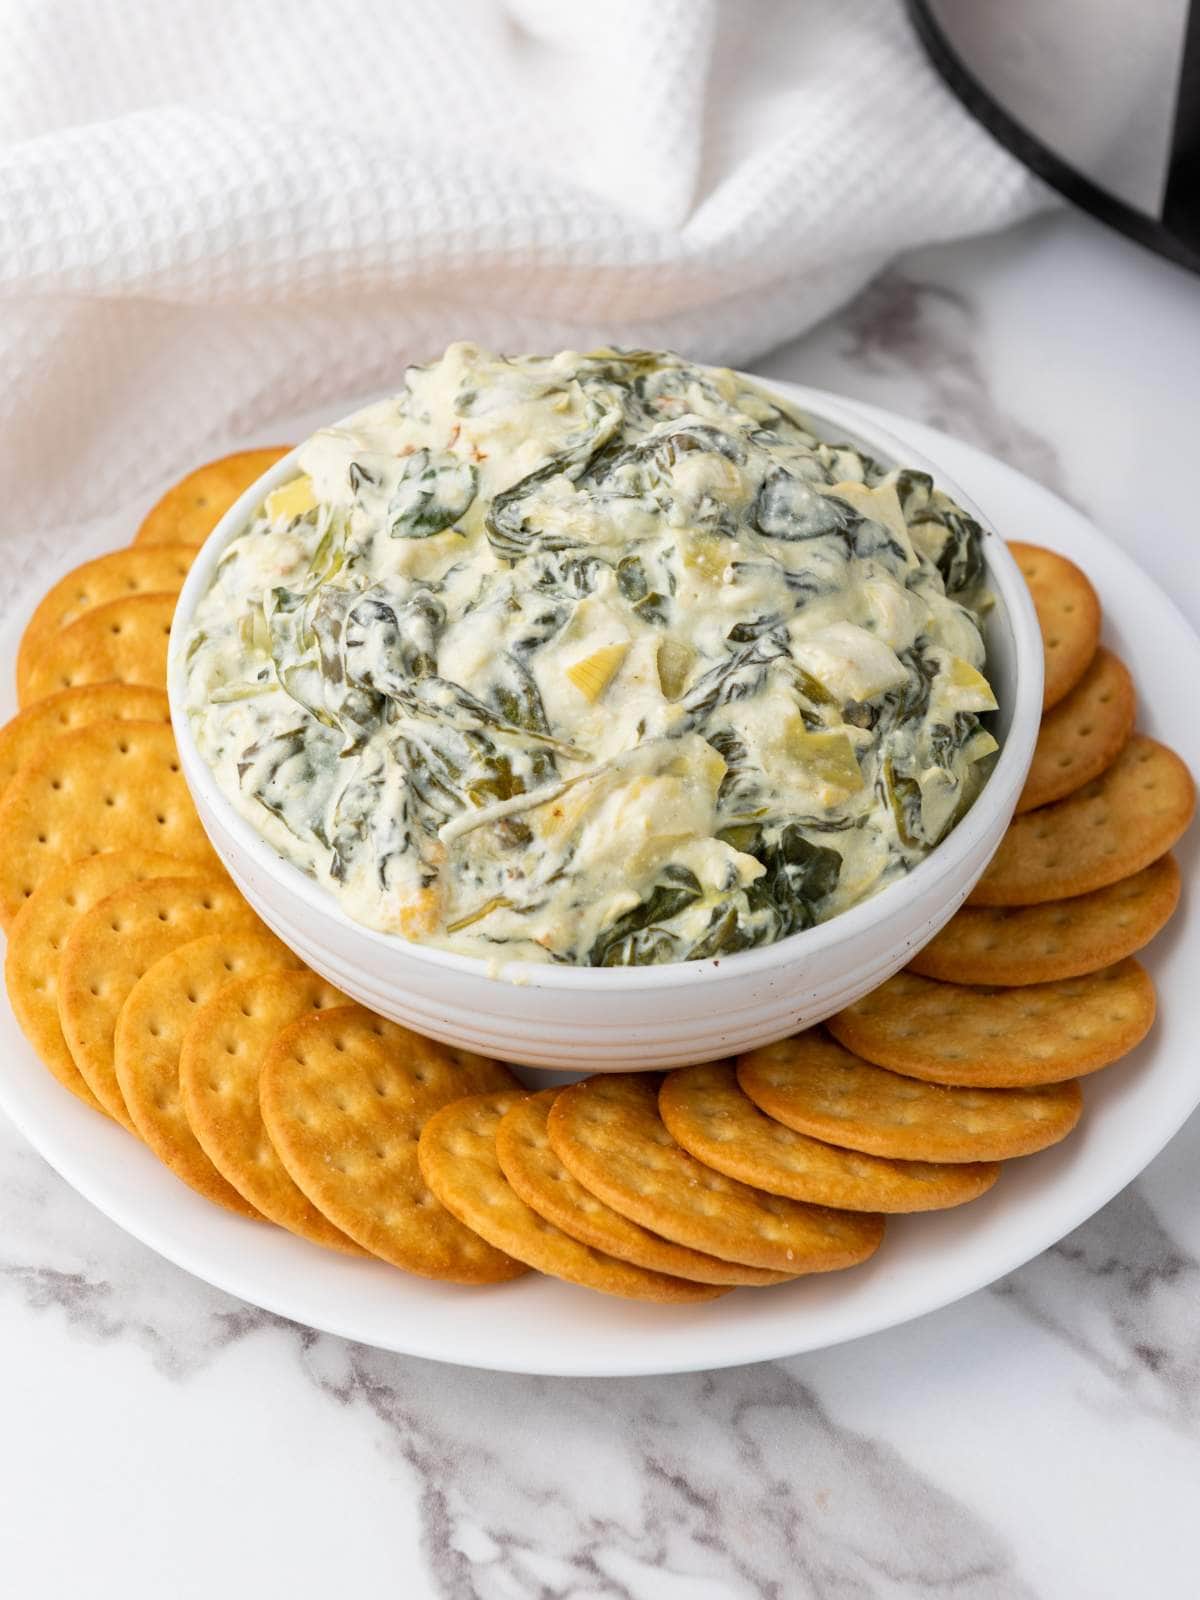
(2, 208, 1199, 1599)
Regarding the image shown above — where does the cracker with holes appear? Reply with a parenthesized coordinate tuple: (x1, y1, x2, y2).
(736, 1031, 1083, 1162)
(115, 930, 300, 1213)
(0, 720, 218, 924)
(0, 684, 170, 802)
(20, 593, 178, 707)
(423, 1091, 726, 1302)
(546, 1075, 884, 1274)
(1017, 647, 1135, 812)
(659, 1062, 999, 1211)
(4, 850, 184, 1115)
(135, 447, 292, 546)
(496, 1091, 789, 1286)
(971, 735, 1194, 906)
(57, 874, 266, 1127)
(911, 855, 1180, 986)
(17, 546, 196, 701)
(1009, 541, 1101, 710)
(259, 1006, 526, 1282)
(827, 960, 1155, 1087)
(179, 969, 367, 1254)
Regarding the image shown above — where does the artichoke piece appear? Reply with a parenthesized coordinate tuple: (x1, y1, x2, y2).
(566, 642, 628, 703)
(265, 475, 317, 523)
(388, 449, 477, 539)
(784, 727, 864, 796)
(945, 657, 998, 712)
(656, 639, 695, 701)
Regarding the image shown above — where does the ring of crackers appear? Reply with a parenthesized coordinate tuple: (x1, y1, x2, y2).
(970, 735, 1195, 906)
(57, 873, 266, 1128)
(659, 1062, 999, 1211)
(827, 960, 1156, 1087)
(422, 1091, 726, 1303)
(0, 720, 218, 925)
(135, 447, 292, 546)
(496, 1090, 790, 1286)
(259, 1006, 526, 1283)
(17, 546, 195, 701)
(910, 855, 1181, 987)
(115, 929, 300, 1214)
(547, 1075, 885, 1274)
(178, 968, 366, 1254)
(737, 1032, 1083, 1163)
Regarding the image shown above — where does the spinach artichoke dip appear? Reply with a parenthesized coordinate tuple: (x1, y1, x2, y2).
(184, 346, 999, 967)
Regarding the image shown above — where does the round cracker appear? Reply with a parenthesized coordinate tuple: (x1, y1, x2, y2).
(736, 1031, 1083, 1162)
(1009, 541, 1101, 710)
(0, 720, 218, 925)
(970, 735, 1195, 907)
(424, 1092, 725, 1304)
(1017, 647, 1135, 812)
(20, 592, 177, 707)
(17, 546, 196, 700)
(0, 684, 170, 802)
(179, 969, 367, 1255)
(259, 1006, 525, 1283)
(135, 447, 292, 546)
(910, 855, 1181, 986)
(496, 1091, 790, 1286)
(826, 959, 1155, 1087)
(659, 1062, 999, 1212)
(546, 1075, 884, 1275)
(3, 849, 185, 1115)
(115, 930, 300, 1215)
(57, 874, 265, 1128)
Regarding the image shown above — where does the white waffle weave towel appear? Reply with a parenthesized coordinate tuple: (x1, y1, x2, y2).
(0, 0, 1042, 534)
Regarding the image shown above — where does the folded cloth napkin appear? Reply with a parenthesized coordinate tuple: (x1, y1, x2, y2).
(0, 0, 1042, 535)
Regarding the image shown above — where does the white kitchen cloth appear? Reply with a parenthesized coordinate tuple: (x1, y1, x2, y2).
(0, 0, 1044, 537)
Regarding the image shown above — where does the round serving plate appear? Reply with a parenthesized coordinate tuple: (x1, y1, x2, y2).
(0, 393, 1196, 1377)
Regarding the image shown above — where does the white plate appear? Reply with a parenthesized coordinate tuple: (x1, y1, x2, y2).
(1, 395, 1196, 1378)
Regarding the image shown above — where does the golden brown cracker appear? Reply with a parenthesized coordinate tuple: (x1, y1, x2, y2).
(827, 960, 1155, 1087)
(0, 720, 218, 925)
(17, 546, 195, 700)
(0, 684, 169, 802)
(20, 592, 177, 707)
(1009, 541, 1101, 710)
(910, 855, 1181, 986)
(970, 735, 1194, 907)
(495, 1091, 790, 1286)
(115, 929, 300, 1215)
(423, 1091, 725, 1303)
(3, 849, 184, 1115)
(57, 874, 265, 1128)
(659, 1062, 999, 1212)
(546, 1074, 884, 1275)
(259, 1006, 525, 1283)
(179, 968, 367, 1255)
(1017, 647, 1135, 812)
(737, 1031, 1083, 1162)
(135, 447, 292, 546)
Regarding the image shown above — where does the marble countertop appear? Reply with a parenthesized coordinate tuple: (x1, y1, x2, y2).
(3, 209, 1198, 1600)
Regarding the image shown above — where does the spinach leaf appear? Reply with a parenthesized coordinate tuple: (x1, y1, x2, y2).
(388, 449, 477, 539)
(754, 466, 855, 541)
(588, 865, 703, 967)
(742, 823, 842, 940)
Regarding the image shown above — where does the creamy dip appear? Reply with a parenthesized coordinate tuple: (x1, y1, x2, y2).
(185, 346, 998, 965)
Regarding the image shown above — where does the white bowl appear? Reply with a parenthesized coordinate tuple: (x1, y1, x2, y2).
(168, 379, 1043, 1070)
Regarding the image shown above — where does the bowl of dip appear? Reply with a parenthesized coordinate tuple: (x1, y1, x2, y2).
(169, 348, 1042, 1070)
